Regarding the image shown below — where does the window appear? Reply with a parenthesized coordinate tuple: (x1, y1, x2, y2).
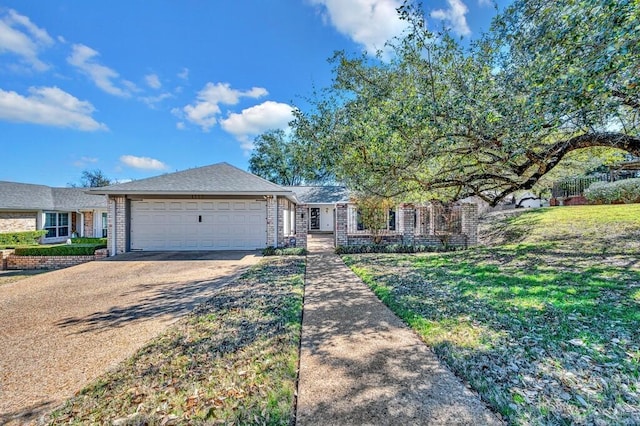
(44, 212, 70, 238)
(388, 208, 396, 231)
(101, 212, 108, 237)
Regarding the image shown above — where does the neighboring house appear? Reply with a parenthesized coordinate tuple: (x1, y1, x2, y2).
(90, 163, 299, 254)
(283, 186, 349, 233)
(0, 181, 108, 242)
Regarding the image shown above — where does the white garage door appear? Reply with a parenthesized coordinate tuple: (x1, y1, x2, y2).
(131, 199, 267, 251)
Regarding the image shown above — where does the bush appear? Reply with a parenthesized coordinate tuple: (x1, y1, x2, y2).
(14, 243, 106, 256)
(335, 244, 460, 254)
(584, 178, 640, 204)
(262, 246, 307, 256)
(71, 237, 107, 245)
(0, 230, 47, 247)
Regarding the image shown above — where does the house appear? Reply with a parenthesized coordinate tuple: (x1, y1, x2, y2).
(86, 162, 479, 256)
(283, 186, 349, 233)
(0, 181, 108, 242)
(90, 163, 300, 254)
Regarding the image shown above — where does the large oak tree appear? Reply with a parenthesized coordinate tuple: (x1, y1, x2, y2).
(295, 0, 639, 205)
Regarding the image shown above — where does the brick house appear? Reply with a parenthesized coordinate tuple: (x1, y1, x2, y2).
(0, 181, 108, 243)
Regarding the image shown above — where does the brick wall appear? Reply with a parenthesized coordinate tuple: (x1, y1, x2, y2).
(266, 196, 276, 247)
(294, 204, 308, 249)
(335, 203, 348, 247)
(6, 248, 108, 270)
(277, 197, 287, 247)
(0, 249, 14, 270)
(107, 196, 127, 255)
(83, 211, 94, 237)
(0, 212, 37, 233)
(337, 202, 478, 249)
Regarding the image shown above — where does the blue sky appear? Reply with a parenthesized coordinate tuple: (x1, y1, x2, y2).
(0, 0, 509, 186)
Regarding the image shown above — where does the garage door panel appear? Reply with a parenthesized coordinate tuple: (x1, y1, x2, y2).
(131, 199, 267, 251)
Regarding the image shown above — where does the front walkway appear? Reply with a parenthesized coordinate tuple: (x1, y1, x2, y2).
(296, 235, 501, 425)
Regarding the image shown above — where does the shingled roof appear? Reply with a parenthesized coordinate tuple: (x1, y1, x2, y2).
(284, 186, 350, 204)
(90, 163, 295, 200)
(0, 181, 106, 211)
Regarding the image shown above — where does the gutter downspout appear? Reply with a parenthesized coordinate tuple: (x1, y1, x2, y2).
(75, 210, 84, 237)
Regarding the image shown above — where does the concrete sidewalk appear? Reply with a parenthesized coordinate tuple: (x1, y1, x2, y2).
(296, 235, 502, 425)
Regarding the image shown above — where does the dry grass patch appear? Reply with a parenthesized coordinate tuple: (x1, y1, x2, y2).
(46, 257, 305, 425)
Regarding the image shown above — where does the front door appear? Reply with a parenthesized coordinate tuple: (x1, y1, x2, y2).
(310, 208, 320, 230)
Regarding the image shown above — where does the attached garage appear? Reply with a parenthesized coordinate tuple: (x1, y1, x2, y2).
(90, 163, 299, 255)
(131, 199, 266, 251)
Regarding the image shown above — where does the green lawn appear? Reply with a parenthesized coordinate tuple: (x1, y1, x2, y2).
(47, 257, 305, 425)
(343, 204, 640, 425)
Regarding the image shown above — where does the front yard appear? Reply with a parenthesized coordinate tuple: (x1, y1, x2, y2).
(343, 205, 640, 425)
(47, 257, 305, 425)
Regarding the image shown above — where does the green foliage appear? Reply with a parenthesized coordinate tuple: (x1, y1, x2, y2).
(584, 178, 640, 204)
(248, 128, 334, 185)
(0, 230, 47, 247)
(14, 243, 106, 256)
(335, 244, 458, 254)
(352, 195, 394, 243)
(295, 1, 640, 205)
(71, 237, 107, 245)
(262, 246, 307, 256)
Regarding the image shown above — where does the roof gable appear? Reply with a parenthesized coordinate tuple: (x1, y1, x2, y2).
(0, 181, 106, 211)
(91, 162, 292, 195)
(284, 186, 350, 204)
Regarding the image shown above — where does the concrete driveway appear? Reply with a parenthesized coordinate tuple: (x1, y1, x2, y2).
(0, 251, 260, 424)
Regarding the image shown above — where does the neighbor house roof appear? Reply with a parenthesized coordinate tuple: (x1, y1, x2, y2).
(0, 181, 107, 211)
(90, 162, 296, 201)
(284, 186, 350, 204)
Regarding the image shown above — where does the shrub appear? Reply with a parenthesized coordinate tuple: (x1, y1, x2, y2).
(262, 246, 307, 256)
(335, 244, 460, 254)
(584, 178, 640, 204)
(0, 230, 47, 247)
(14, 243, 106, 256)
(71, 237, 107, 245)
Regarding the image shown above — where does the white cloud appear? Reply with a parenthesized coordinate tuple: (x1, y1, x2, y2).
(120, 155, 168, 170)
(220, 101, 294, 151)
(478, 0, 493, 6)
(309, 0, 408, 56)
(431, 0, 471, 36)
(0, 9, 54, 71)
(67, 44, 132, 97)
(140, 92, 173, 108)
(145, 73, 161, 89)
(176, 121, 185, 130)
(177, 67, 189, 80)
(73, 156, 98, 167)
(0, 86, 107, 131)
(180, 82, 268, 131)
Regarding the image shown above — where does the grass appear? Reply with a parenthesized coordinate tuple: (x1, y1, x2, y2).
(343, 204, 640, 425)
(47, 257, 305, 425)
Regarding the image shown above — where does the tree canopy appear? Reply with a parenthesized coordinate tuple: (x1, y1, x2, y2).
(248, 128, 335, 186)
(294, 0, 639, 205)
(69, 169, 113, 188)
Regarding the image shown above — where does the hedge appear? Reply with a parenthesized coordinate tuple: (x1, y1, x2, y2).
(71, 237, 107, 245)
(0, 230, 47, 247)
(14, 243, 106, 256)
(334, 244, 460, 254)
(584, 178, 640, 204)
(262, 246, 307, 256)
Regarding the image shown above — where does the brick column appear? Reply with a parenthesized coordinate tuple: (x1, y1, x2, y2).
(277, 197, 287, 247)
(400, 203, 415, 245)
(107, 196, 127, 256)
(83, 211, 94, 237)
(335, 203, 348, 247)
(461, 203, 478, 246)
(266, 196, 276, 247)
(294, 204, 308, 249)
